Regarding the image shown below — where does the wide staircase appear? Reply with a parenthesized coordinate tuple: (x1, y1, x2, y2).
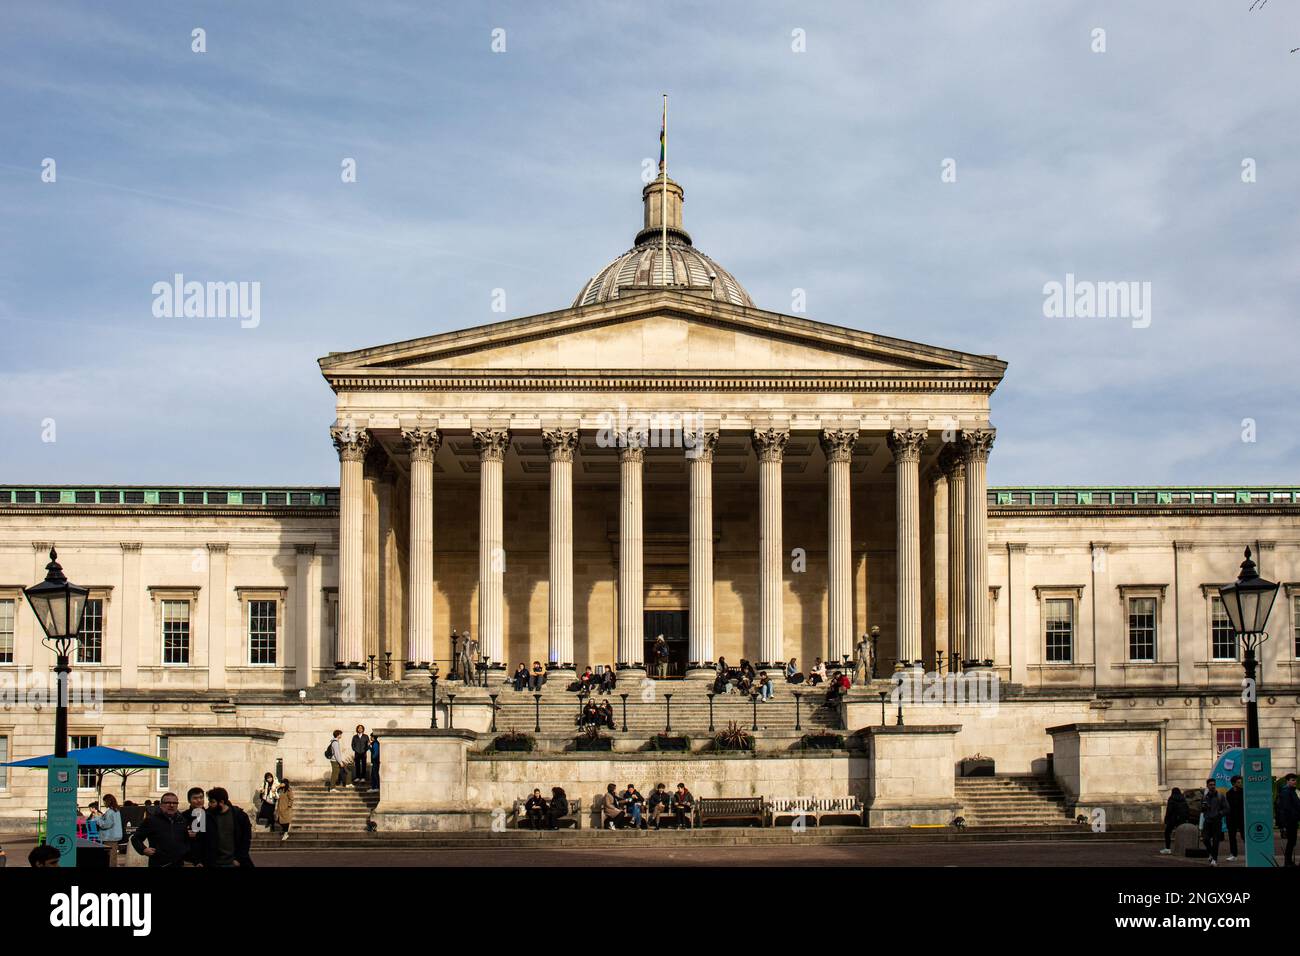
(955, 775, 1074, 827)
(483, 678, 846, 738)
(287, 782, 379, 833)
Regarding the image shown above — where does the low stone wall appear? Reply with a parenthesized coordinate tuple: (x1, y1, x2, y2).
(164, 727, 282, 809)
(860, 725, 960, 826)
(1047, 721, 1163, 823)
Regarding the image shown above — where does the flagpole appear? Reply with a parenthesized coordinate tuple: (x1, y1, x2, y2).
(661, 93, 668, 287)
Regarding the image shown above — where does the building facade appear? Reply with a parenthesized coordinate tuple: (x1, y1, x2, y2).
(1, 171, 1297, 824)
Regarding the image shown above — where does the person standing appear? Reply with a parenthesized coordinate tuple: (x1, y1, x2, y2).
(200, 787, 254, 868)
(653, 635, 669, 678)
(274, 782, 294, 842)
(351, 725, 369, 785)
(97, 794, 124, 866)
(1160, 787, 1189, 854)
(327, 729, 351, 791)
(1226, 775, 1245, 861)
(368, 733, 381, 790)
(130, 792, 191, 867)
(181, 786, 207, 865)
(1200, 779, 1228, 866)
(1276, 772, 1300, 867)
(255, 772, 279, 829)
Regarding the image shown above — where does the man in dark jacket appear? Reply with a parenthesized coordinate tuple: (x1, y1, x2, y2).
(199, 787, 254, 867)
(1276, 773, 1300, 867)
(129, 792, 191, 867)
(1200, 779, 1229, 866)
(1160, 788, 1189, 854)
(351, 724, 369, 786)
(1226, 775, 1245, 861)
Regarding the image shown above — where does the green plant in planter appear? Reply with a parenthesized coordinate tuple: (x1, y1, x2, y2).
(713, 721, 754, 752)
(651, 734, 691, 752)
(575, 726, 613, 752)
(800, 731, 845, 750)
(492, 731, 536, 753)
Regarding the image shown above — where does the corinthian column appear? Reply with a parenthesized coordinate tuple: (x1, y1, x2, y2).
(331, 424, 370, 670)
(402, 426, 440, 670)
(961, 428, 996, 667)
(618, 432, 646, 678)
(686, 429, 719, 678)
(888, 428, 926, 668)
(473, 428, 509, 673)
(753, 427, 789, 669)
(938, 444, 966, 669)
(543, 427, 579, 679)
(821, 428, 858, 666)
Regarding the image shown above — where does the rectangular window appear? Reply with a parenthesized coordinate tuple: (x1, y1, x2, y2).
(157, 735, 168, 789)
(1044, 598, 1074, 663)
(0, 598, 14, 663)
(69, 734, 98, 789)
(78, 598, 104, 664)
(162, 600, 191, 665)
(1293, 594, 1300, 659)
(0, 735, 8, 790)
(1215, 727, 1244, 756)
(1128, 597, 1157, 662)
(1211, 597, 1237, 661)
(248, 600, 277, 665)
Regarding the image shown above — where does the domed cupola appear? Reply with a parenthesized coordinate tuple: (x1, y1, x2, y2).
(573, 171, 754, 309)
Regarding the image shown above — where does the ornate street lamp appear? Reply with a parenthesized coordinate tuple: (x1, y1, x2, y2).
(429, 664, 440, 729)
(869, 625, 880, 679)
(25, 548, 89, 758)
(1218, 547, 1279, 749)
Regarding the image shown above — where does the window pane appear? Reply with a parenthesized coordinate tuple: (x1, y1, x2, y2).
(248, 600, 277, 665)
(0, 735, 7, 790)
(162, 600, 190, 665)
(1128, 597, 1157, 661)
(0, 599, 13, 663)
(1294, 595, 1300, 660)
(1211, 598, 1237, 661)
(1045, 598, 1074, 663)
(1215, 728, 1243, 755)
(77, 599, 103, 664)
(69, 734, 98, 789)
(157, 735, 168, 790)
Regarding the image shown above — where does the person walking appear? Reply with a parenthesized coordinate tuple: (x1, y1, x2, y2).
(255, 772, 279, 829)
(130, 792, 191, 867)
(200, 787, 254, 868)
(368, 732, 381, 789)
(351, 725, 370, 786)
(274, 782, 294, 842)
(1200, 779, 1228, 866)
(1226, 775, 1245, 861)
(1276, 772, 1300, 867)
(327, 729, 351, 791)
(1160, 787, 1189, 854)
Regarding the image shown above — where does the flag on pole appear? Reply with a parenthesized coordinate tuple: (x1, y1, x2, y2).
(659, 100, 666, 168)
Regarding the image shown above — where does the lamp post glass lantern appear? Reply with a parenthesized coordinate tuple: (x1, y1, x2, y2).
(25, 548, 89, 759)
(1218, 546, 1279, 749)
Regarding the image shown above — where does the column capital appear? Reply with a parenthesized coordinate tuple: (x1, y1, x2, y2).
(752, 427, 790, 463)
(402, 426, 442, 463)
(295, 543, 317, 557)
(618, 428, 647, 463)
(887, 427, 926, 463)
(331, 424, 371, 462)
(472, 427, 511, 462)
(541, 427, 580, 463)
(119, 542, 142, 553)
(685, 429, 720, 463)
(32, 541, 53, 553)
(959, 427, 996, 463)
(206, 542, 229, 554)
(937, 442, 966, 479)
(819, 428, 858, 464)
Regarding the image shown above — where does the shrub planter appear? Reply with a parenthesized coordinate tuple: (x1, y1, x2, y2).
(492, 733, 535, 753)
(712, 722, 754, 752)
(651, 734, 691, 752)
(801, 733, 845, 751)
(575, 734, 613, 752)
(960, 755, 995, 777)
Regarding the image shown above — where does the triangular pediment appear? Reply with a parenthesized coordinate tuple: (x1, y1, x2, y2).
(319, 292, 1005, 381)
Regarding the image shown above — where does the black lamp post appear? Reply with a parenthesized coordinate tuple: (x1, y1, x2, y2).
(750, 692, 759, 732)
(619, 693, 629, 733)
(896, 690, 905, 727)
(706, 692, 715, 732)
(869, 625, 880, 679)
(878, 690, 888, 728)
(489, 692, 499, 732)
(450, 629, 460, 678)
(24, 548, 89, 758)
(533, 693, 543, 733)
(446, 693, 456, 730)
(429, 664, 440, 729)
(664, 693, 673, 734)
(794, 692, 803, 732)
(1218, 546, 1279, 749)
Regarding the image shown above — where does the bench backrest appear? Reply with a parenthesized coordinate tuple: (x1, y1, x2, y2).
(768, 796, 863, 812)
(698, 797, 764, 814)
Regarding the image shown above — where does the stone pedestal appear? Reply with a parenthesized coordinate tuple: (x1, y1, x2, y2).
(861, 724, 960, 827)
(1047, 721, 1163, 824)
(371, 729, 482, 831)
(162, 726, 283, 809)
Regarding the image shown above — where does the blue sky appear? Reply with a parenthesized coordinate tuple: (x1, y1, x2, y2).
(2, 1, 1297, 487)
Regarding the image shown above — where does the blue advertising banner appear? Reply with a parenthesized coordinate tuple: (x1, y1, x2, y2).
(1242, 748, 1275, 868)
(46, 757, 79, 868)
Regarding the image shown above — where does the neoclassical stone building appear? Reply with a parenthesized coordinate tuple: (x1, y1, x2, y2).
(1, 168, 1297, 825)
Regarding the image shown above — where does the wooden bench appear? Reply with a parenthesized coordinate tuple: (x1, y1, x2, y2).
(768, 796, 865, 827)
(696, 796, 765, 828)
(511, 797, 583, 830)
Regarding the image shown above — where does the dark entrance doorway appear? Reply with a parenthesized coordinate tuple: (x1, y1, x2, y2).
(644, 610, 689, 678)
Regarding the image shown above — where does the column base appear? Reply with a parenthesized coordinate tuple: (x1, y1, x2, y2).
(617, 666, 648, 683)
(685, 667, 716, 680)
(545, 667, 577, 685)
